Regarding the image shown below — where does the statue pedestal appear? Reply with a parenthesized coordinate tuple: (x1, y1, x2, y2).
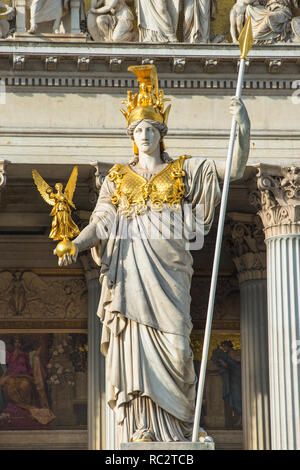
(120, 442, 215, 451)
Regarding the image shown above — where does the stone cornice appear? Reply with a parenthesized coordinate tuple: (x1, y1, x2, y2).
(225, 212, 266, 284)
(2, 40, 300, 59)
(251, 164, 300, 238)
(0, 42, 299, 91)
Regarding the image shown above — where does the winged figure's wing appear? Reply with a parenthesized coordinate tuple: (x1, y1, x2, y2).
(64, 166, 78, 203)
(22, 271, 48, 295)
(32, 170, 55, 206)
(0, 271, 13, 296)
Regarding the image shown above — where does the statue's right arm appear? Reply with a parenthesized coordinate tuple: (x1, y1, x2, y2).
(57, 175, 116, 267)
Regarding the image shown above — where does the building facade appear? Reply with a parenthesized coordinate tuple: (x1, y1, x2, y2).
(0, 0, 299, 450)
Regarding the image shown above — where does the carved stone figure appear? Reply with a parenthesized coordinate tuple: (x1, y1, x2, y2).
(234, 0, 299, 44)
(0, 271, 87, 319)
(57, 65, 250, 445)
(87, 0, 137, 42)
(137, 0, 179, 42)
(183, 0, 217, 43)
(0, 1, 15, 38)
(230, 0, 256, 43)
(136, 0, 217, 44)
(28, 0, 69, 34)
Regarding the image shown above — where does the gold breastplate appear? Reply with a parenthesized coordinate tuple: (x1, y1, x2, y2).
(108, 155, 190, 216)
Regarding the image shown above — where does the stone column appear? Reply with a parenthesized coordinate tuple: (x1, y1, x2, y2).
(226, 213, 271, 450)
(70, 0, 81, 35)
(14, 0, 27, 33)
(80, 252, 105, 450)
(252, 164, 300, 450)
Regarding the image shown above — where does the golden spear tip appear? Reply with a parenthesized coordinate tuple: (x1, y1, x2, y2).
(238, 17, 254, 60)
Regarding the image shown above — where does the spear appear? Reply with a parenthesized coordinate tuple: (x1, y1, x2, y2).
(192, 18, 253, 443)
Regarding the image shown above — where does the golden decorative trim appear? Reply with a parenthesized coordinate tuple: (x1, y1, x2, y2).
(132, 439, 153, 442)
(121, 65, 170, 127)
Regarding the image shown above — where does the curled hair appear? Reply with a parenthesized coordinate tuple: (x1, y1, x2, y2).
(127, 119, 172, 166)
(127, 119, 168, 138)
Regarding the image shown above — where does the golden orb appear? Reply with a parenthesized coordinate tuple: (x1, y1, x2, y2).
(55, 239, 76, 258)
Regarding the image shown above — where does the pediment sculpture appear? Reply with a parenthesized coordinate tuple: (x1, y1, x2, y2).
(230, 0, 300, 44)
(0, 1, 15, 38)
(10, 0, 300, 43)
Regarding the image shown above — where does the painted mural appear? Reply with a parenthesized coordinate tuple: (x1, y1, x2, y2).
(191, 333, 242, 430)
(0, 333, 87, 429)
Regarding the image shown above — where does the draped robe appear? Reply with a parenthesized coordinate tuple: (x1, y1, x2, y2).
(89, 157, 221, 445)
(30, 0, 63, 24)
(245, 0, 294, 43)
(136, 0, 180, 42)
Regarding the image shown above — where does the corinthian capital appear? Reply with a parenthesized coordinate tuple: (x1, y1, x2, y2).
(225, 212, 266, 284)
(253, 164, 300, 238)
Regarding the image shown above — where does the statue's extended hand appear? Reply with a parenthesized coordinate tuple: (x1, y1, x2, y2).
(229, 97, 249, 127)
(53, 244, 78, 267)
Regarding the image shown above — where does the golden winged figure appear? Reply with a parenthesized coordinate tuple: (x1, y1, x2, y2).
(32, 167, 80, 258)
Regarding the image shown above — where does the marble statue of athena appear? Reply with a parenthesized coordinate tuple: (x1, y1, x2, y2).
(58, 65, 250, 445)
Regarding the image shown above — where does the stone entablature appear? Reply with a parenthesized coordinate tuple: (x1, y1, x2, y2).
(0, 42, 300, 92)
(251, 164, 300, 238)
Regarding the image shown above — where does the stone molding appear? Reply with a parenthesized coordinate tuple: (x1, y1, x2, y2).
(1, 74, 299, 93)
(251, 164, 300, 239)
(0, 42, 299, 92)
(225, 212, 266, 284)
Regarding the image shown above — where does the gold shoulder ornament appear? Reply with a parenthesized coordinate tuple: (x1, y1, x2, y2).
(32, 167, 80, 259)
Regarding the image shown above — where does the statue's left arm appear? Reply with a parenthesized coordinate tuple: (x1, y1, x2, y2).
(215, 97, 250, 182)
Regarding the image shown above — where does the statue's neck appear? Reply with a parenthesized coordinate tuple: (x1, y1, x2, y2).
(137, 148, 162, 171)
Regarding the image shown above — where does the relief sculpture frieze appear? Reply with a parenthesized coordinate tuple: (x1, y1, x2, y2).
(0, 270, 88, 320)
(7, 0, 300, 43)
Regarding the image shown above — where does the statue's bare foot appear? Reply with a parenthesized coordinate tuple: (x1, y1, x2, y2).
(167, 34, 178, 43)
(28, 26, 37, 34)
(131, 427, 155, 442)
